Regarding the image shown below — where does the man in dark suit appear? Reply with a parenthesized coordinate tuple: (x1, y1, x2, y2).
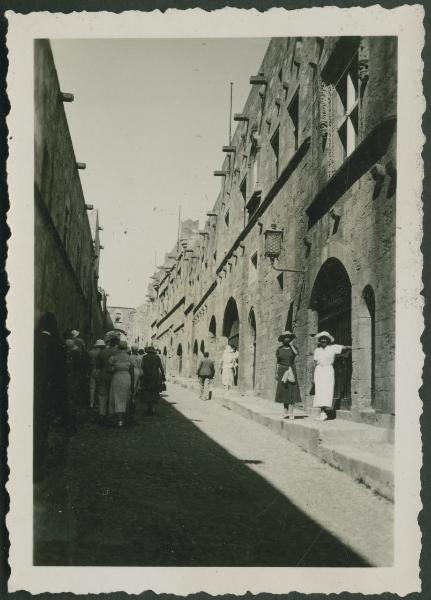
(196, 351, 215, 401)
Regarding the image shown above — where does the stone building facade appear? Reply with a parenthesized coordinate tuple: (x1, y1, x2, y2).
(107, 303, 150, 346)
(34, 40, 110, 343)
(147, 37, 397, 425)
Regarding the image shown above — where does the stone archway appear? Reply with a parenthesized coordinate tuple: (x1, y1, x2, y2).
(222, 297, 240, 349)
(247, 309, 257, 390)
(177, 343, 183, 375)
(310, 258, 352, 409)
(357, 285, 376, 409)
(192, 340, 199, 374)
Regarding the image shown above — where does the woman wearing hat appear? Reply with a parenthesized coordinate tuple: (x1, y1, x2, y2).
(313, 331, 351, 421)
(274, 331, 301, 419)
(108, 340, 134, 427)
(140, 346, 166, 415)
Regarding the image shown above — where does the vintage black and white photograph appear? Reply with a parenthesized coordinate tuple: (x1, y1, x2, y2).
(6, 5, 424, 596)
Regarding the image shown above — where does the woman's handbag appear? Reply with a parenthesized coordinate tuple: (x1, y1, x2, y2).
(281, 367, 295, 384)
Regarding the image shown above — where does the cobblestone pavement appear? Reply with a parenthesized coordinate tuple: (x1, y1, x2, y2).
(34, 383, 393, 567)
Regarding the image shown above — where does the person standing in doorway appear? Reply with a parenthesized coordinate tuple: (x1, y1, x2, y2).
(232, 345, 239, 386)
(313, 331, 351, 421)
(196, 351, 215, 400)
(274, 331, 301, 419)
(220, 344, 236, 391)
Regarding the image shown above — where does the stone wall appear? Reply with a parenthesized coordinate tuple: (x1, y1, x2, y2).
(147, 36, 397, 421)
(34, 40, 107, 344)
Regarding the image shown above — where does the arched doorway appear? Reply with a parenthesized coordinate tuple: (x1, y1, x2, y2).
(248, 309, 257, 389)
(200, 340, 205, 355)
(177, 343, 183, 374)
(223, 297, 240, 349)
(310, 258, 352, 409)
(163, 346, 167, 371)
(209, 316, 217, 346)
(362, 285, 376, 407)
(193, 340, 199, 373)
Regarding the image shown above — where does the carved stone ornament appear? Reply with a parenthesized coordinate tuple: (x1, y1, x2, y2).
(319, 81, 332, 142)
(358, 39, 369, 84)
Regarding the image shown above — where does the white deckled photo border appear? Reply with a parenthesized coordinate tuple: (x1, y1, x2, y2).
(6, 5, 425, 595)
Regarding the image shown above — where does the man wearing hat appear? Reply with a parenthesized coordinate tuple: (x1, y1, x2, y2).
(313, 331, 351, 421)
(88, 339, 105, 408)
(274, 330, 301, 419)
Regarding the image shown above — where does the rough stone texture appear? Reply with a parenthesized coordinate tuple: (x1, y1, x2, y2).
(34, 40, 110, 342)
(146, 37, 396, 422)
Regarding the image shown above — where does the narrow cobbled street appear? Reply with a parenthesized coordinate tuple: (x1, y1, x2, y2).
(35, 383, 393, 568)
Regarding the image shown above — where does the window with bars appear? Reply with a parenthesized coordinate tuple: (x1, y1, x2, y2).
(335, 55, 359, 160)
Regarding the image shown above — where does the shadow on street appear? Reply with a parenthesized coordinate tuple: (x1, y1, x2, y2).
(34, 395, 370, 567)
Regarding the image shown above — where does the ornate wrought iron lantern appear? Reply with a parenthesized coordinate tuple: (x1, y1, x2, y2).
(264, 223, 305, 274)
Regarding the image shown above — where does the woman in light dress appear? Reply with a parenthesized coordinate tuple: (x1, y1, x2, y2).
(109, 340, 134, 427)
(313, 331, 351, 421)
(220, 344, 236, 390)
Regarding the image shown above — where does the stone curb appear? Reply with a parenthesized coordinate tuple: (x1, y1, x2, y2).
(169, 376, 394, 502)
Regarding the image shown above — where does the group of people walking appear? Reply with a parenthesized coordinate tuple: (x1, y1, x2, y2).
(34, 311, 166, 482)
(92, 336, 165, 426)
(194, 330, 350, 423)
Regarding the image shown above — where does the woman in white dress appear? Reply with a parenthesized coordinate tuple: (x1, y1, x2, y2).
(220, 344, 236, 390)
(313, 331, 351, 421)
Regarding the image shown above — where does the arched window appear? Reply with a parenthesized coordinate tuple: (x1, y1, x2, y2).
(200, 340, 205, 355)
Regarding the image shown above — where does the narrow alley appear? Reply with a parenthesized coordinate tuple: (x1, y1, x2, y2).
(34, 383, 393, 568)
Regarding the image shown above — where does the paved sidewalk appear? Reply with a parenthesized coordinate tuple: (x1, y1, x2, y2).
(171, 376, 394, 501)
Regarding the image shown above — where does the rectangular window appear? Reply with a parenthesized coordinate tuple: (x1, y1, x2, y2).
(288, 90, 299, 152)
(270, 128, 280, 179)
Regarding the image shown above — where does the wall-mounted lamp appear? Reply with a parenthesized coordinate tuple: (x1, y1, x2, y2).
(264, 224, 305, 273)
